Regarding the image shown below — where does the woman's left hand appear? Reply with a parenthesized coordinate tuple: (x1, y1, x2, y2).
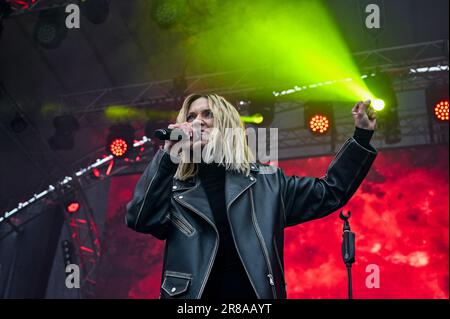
(352, 100, 377, 130)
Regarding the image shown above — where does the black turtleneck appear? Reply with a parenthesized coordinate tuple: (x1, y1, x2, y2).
(198, 163, 257, 299)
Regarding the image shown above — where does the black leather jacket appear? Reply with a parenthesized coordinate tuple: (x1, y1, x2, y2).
(125, 137, 377, 299)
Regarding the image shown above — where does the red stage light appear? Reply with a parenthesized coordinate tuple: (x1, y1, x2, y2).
(309, 114, 330, 134)
(109, 138, 129, 157)
(66, 202, 80, 214)
(92, 168, 101, 178)
(434, 100, 449, 121)
(8, 0, 39, 10)
(106, 124, 135, 158)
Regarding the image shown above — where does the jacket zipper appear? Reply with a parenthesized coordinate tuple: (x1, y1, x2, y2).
(273, 236, 286, 293)
(174, 192, 219, 299)
(224, 178, 261, 299)
(250, 188, 277, 298)
(168, 214, 194, 236)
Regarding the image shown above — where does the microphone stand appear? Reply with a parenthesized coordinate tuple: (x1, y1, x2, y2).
(339, 210, 355, 299)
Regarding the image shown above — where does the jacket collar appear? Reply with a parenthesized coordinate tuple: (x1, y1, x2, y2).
(172, 163, 258, 225)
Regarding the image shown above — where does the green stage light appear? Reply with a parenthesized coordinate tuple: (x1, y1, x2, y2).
(179, 1, 373, 102)
(136, 1, 376, 103)
(240, 113, 264, 125)
(104, 105, 178, 121)
(372, 99, 385, 111)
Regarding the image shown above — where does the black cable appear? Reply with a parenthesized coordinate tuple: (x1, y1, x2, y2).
(346, 264, 352, 299)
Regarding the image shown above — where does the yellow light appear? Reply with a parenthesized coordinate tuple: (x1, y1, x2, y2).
(309, 115, 330, 134)
(253, 113, 264, 124)
(240, 113, 264, 124)
(372, 99, 385, 111)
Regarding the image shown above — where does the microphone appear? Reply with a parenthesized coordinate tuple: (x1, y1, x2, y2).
(154, 128, 184, 141)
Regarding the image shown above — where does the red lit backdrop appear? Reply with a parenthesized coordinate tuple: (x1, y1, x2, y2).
(95, 145, 449, 299)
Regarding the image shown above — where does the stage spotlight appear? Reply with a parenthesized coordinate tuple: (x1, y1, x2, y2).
(81, 0, 109, 25)
(372, 99, 385, 111)
(66, 202, 80, 213)
(364, 72, 401, 144)
(426, 86, 449, 123)
(309, 115, 330, 134)
(151, 0, 187, 29)
(247, 91, 276, 127)
(33, 8, 67, 49)
(90, 168, 101, 179)
(48, 115, 80, 150)
(109, 138, 128, 157)
(434, 100, 449, 121)
(106, 124, 135, 158)
(240, 113, 264, 125)
(65, 198, 80, 214)
(304, 101, 334, 135)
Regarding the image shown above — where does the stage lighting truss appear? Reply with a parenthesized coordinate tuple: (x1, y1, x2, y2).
(46, 181, 101, 297)
(1, 136, 152, 226)
(4, 0, 109, 49)
(62, 239, 75, 267)
(0, 136, 153, 296)
(272, 73, 377, 97)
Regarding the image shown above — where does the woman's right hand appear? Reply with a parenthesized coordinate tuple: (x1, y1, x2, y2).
(163, 122, 193, 153)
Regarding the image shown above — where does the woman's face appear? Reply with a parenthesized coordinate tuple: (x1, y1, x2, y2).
(186, 97, 214, 146)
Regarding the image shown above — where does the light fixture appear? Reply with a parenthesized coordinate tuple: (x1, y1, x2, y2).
(106, 124, 135, 158)
(33, 8, 67, 49)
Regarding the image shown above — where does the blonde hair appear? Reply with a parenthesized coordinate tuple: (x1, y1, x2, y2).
(174, 93, 253, 180)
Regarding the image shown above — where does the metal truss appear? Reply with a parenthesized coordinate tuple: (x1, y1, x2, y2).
(277, 112, 448, 156)
(59, 67, 271, 116)
(0, 136, 155, 297)
(0, 137, 153, 226)
(1, 78, 156, 297)
(354, 40, 449, 92)
(60, 40, 449, 116)
(354, 40, 449, 73)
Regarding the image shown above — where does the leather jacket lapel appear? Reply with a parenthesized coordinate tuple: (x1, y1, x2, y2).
(174, 176, 215, 226)
(225, 169, 257, 211)
(173, 164, 259, 225)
